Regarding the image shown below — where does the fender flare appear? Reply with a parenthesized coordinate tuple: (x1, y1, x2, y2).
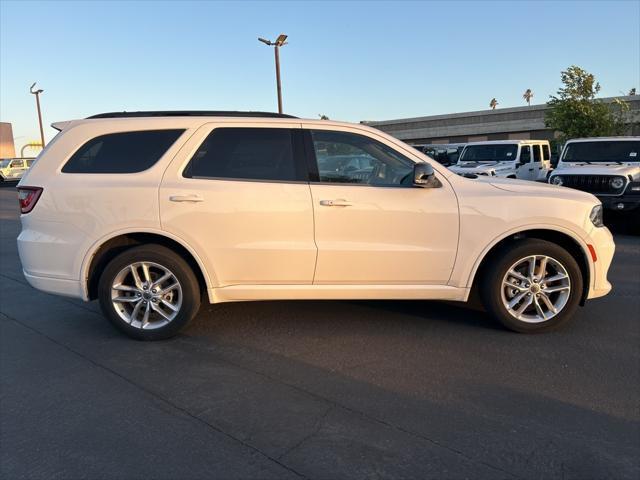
(79, 227, 216, 299)
(462, 222, 594, 291)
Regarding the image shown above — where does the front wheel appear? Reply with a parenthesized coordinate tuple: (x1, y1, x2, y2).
(98, 244, 201, 340)
(479, 239, 583, 333)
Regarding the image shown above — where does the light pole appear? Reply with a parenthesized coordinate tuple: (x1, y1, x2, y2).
(30, 82, 45, 148)
(258, 34, 288, 114)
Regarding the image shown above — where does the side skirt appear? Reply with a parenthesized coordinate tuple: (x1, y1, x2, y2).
(208, 284, 470, 304)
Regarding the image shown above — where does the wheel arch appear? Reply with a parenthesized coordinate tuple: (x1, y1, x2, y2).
(467, 227, 592, 306)
(83, 230, 213, 301)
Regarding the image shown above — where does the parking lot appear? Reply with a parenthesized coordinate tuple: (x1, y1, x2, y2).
(0, 182, 638, 479)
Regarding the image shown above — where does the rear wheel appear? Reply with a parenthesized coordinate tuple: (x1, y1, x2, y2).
(479, 239, 583, 333)
(98, 244, 201, 340)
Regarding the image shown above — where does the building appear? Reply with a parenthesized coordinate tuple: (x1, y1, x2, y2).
(364, 95, 640, 147)
(0, 122, 16, 159)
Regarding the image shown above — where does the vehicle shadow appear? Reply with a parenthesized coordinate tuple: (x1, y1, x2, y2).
(605, 213, 640, 236)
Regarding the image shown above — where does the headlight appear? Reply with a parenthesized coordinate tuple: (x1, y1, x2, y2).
(551, 176, 563, 185)
(589, 204, 604, 228)
(610, 177, 625, 190)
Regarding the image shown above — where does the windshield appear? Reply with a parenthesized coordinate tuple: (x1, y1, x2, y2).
(562, 141, 640, 163)
(459, 144, 518, 163)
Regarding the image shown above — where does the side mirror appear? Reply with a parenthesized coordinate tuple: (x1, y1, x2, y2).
(413, 163, 442, 188)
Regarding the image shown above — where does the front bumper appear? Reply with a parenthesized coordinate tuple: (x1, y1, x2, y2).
(586, 226, 615, 300)
(597, 193, 640, 212)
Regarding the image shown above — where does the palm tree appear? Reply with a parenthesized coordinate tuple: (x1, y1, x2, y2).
(318, 114, 329, 120)
(489, 98, 498, 110)
(523, 88, 533, 106)
(629, 88, 637, 96)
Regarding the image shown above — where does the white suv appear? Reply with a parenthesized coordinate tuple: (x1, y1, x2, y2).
(17, 111, 615, 340)
(450, 140, 553, 181)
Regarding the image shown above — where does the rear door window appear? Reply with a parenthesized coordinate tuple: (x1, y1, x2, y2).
(183, 127, 305, 182)
(532, 145, 541, 162)
(542, 144, 550, 161)
(62, 129, 185, 173)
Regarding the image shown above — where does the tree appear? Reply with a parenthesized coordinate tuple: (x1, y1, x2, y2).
(489, 98, 498, 110)
(629, 88, 636, 96)
(545, 65, 629, 143)
(523, 89, 533, 106)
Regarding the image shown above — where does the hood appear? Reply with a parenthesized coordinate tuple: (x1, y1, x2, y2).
(554, 163, 640, 179)
(473, 176, 599, 202)
(449, 162, 514, 175)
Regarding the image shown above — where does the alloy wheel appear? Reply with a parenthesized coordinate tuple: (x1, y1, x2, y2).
(110, 261, 182, 330)
(500, 255, 571, 323)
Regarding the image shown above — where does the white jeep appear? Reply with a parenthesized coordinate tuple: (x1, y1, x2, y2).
(0, 158, 35, 182)
(449, 140, 553, 182)
(549, 137, 640, 215)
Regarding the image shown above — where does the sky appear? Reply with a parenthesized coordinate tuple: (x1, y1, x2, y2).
(1, 0, 639, 148)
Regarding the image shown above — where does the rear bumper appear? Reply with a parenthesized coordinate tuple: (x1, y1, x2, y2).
(22, 271, 85, 300)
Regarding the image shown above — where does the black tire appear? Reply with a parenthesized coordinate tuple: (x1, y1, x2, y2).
(479, 239, 583, 333)
(98, 244, 201, 340)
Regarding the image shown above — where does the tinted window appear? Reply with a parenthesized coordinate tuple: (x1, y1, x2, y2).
(532, 145, 541, 162)
(562, 141, 640, 163)
(459, 144, 518, 162)
(542, 144, 550, 161)
(184, 128, 302, 181)
(311, 130, 413, 186)
(62, 130, 184, 173)
(520, 146, 531, 163)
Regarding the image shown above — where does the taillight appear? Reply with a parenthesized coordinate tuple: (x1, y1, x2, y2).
(17, 187, 43, 214)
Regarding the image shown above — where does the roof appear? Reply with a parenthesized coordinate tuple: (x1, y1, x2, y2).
(564, 136, 640, 143)
(463, 139, 549, 146)
(86, 111, 298, 119)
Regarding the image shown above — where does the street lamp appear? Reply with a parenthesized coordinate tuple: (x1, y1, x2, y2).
(30, 82, 46, 148)
(258, 34, 288, 114)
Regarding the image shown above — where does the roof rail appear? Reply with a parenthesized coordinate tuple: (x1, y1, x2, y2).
(86, 111, 298, 119)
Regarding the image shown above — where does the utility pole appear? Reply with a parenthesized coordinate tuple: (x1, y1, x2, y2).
(258, 34, 288, 114)
(30, 83, 45, 148)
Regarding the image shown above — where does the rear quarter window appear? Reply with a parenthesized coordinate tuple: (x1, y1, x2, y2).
(62, 129, 185, 174)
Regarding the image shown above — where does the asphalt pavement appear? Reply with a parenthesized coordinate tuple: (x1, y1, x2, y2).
(1, 182, 638, 479)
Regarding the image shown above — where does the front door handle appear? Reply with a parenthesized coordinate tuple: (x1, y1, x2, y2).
(319, 199, 352, 207)
(169, 194, 204, 203)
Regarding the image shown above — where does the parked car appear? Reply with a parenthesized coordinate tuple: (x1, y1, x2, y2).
(0, 158, 35, 182)
(17, 111, 614, 340)
(422, 143, 466, 167)
(449, 140, 553, 181)
(549, 137, 640, 216)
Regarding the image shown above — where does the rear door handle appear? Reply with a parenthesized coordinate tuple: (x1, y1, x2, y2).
(319, 199, 352, 207)
(169, 194, 204, 203)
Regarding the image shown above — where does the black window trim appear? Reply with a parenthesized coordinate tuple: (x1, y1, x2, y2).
(181, 126, 309, 184)
(60, 128, 186, 175)
(303, 128, 419, 188)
